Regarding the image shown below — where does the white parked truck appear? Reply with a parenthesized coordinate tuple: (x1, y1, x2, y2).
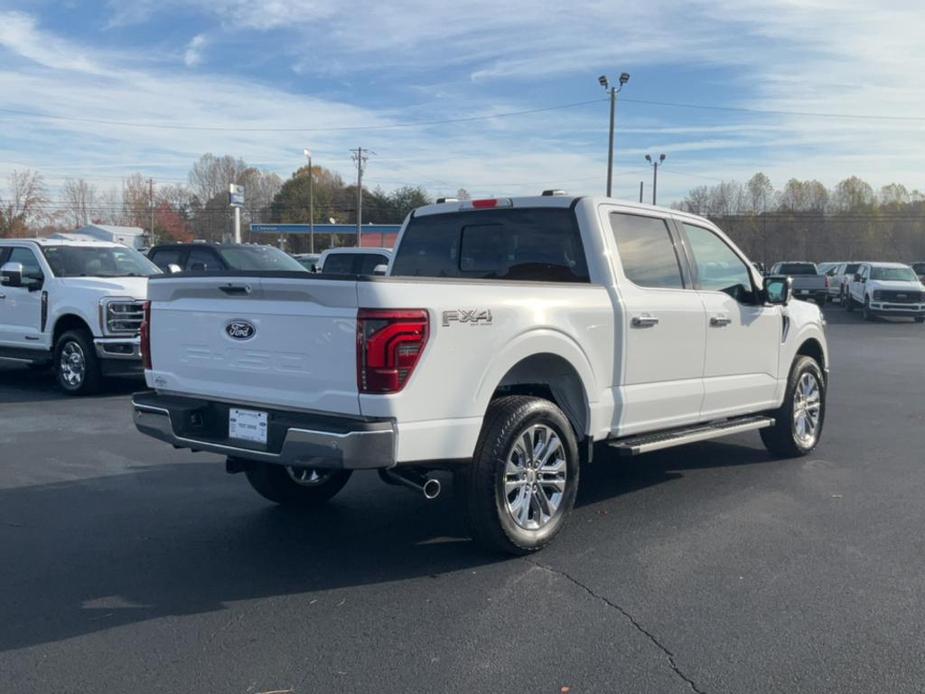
(0, 238, 159, 394)
(845, 261, 925, 322)
(132, 196, 829, 554)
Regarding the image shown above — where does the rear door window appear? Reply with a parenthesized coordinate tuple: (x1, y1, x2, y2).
(322, 253, 357, 274)
(357, 253, 389, 274)
(150, 248, 183, 270)
(391, 207, 589, 282)
(186, 248, 221, 272)
(609, 213, 684, 289)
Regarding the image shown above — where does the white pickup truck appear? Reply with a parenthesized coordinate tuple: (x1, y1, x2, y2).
(845, 261, 925, 322)
(0, 238, 159, 394)
(133, 195, 828, 554)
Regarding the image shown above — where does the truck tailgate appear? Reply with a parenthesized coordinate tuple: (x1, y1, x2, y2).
(146, 275, 361, 415)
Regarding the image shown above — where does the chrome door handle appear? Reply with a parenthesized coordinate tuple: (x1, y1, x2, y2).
(710, 315, 732, 327)
(631, 314, 660, 328)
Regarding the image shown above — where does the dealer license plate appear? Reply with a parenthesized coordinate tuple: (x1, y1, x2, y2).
(229, 408, 268, 444)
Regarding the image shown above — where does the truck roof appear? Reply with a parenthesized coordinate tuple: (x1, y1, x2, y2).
(0, 237, 124, 249)
(413, 195, 703, 222)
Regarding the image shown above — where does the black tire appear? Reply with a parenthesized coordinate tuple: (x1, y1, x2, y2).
(462, 396, 580, 555)
(53, 329, 102, 395)
(845, 293, 854, 311)
(863, 297, 874, 321)
(915, 317, 924, 324)
(244, 462, 352, 506)
(761, 355, 826, 458)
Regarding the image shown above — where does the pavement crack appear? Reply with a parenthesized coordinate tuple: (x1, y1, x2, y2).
(526, 558, 706, 694)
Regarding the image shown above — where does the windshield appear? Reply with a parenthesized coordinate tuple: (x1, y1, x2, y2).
(43, 245, 161, 277)
(218, 246, 307, 272)
(870, 266, 919, 282)
(777, 263, 817, 275)
(913, 263, 925, 274)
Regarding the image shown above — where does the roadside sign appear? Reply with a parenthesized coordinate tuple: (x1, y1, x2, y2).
(229, 184, 245, 208)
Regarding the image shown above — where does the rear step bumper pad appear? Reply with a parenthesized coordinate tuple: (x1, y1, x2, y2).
(131, 390, 395, 469)
(609, 415, 775, 456)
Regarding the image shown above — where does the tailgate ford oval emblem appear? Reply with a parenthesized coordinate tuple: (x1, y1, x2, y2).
(225, 320, 256, 340)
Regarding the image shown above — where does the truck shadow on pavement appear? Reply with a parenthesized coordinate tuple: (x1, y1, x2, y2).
(0, 364, 140, 404)
(0, 440, 775, 653)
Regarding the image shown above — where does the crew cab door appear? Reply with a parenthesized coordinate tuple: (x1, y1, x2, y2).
(678, 222, 780, 417)
(606, 210, 706, 436)
(0, 247, 46, 350)
(849, 264, 869, 303)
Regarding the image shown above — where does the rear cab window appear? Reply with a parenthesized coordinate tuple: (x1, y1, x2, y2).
(391, 208, 589, 283)
(609, 213, 685, 289)
(322, 253, 357, 274)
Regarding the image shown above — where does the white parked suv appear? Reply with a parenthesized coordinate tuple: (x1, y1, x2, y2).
(0, 238, 160, 394)
(845, 262, 925, 322)
(132, 195, 828, 554)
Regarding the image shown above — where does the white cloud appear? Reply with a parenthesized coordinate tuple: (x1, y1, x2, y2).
(184, 34, 207, 67)
(3, 1, 925, 205)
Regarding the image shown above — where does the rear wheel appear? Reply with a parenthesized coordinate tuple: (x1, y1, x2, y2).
(915, 317, 924, 323)
(54, 329, 102, 395)
(462, 396, 579, 555)
(244, 462, 352, 506)
(845, 292, 854, 311)
(761, 355, 825, 458)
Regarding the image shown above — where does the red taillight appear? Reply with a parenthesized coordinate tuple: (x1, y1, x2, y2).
(357, 309, 429, 394)
(140, 301, 152, 370)
(825, 276, 830, 288)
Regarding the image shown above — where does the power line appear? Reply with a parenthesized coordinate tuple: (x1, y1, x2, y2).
(620, 97, 925, 123)
(0, 98, 607, 133)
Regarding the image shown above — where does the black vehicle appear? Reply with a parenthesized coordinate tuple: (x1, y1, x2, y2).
(147, 243, 308, 274)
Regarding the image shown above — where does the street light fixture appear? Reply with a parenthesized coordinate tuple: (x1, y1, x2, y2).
(645, 153, 667, 205)
(600, 71, 630, 197)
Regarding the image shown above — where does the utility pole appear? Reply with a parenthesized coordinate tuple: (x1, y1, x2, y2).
(148, 178, 155, 245)
(645, 154, 667, 205)
(639, 181, 644, 203)
(304, 148, 314, 253)
(598, 72, 630, 197)
(350, 147, 373, 246)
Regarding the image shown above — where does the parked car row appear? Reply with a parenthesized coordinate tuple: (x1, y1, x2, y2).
(763, 259, 925, 322)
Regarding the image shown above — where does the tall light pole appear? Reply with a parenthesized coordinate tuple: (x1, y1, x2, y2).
(303, 148, 314, 253)
(599, 72, 630, 197)
(645, 153, 666, 205)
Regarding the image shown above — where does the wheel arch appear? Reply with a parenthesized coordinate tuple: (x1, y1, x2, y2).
(476, 332, 598, 441)
(796, 337, 826, 373)
(52, 313, 94, 345)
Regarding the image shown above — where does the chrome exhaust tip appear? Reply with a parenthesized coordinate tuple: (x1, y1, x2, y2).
(422, 478, 441, 500)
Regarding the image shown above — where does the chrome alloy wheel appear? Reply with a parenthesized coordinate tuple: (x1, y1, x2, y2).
(286, 466, 333, 487)
(792, 372, 822, 447)
(59, 341, 86, 388)
(503, 424, 568, 531)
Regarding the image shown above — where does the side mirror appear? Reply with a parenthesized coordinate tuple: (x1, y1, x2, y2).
(166, 263, 182, 274)
(853, 273, 863, 282)
(372, 264, 388, 276)
(764, 275, 792, 306)
(0, 262, 24, 288)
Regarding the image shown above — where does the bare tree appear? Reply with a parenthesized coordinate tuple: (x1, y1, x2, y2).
(189, 153, 247, 203)
(62, 178, 98, 228)
(122, 173, 150, 228)
(0, 169, 49, 237)
(746, 173, 773, 214)
(96, 187, 123, 224)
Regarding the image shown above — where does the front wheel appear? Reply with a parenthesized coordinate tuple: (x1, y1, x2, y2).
(462, 396, 580, 555)
(761, 355, 826, 458)
(863, 297, 874, 321)
(915, 316, 924, 324)
(54, 329, 102, 395)
(244, 462, 352, 506)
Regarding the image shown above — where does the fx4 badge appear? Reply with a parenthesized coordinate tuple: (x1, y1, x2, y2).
(442, 309, 493, 327)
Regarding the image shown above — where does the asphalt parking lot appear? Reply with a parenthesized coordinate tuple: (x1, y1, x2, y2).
(2, 306, 924, 694)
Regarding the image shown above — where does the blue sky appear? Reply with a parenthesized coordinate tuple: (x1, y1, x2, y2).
(1, 0, 924, 207)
